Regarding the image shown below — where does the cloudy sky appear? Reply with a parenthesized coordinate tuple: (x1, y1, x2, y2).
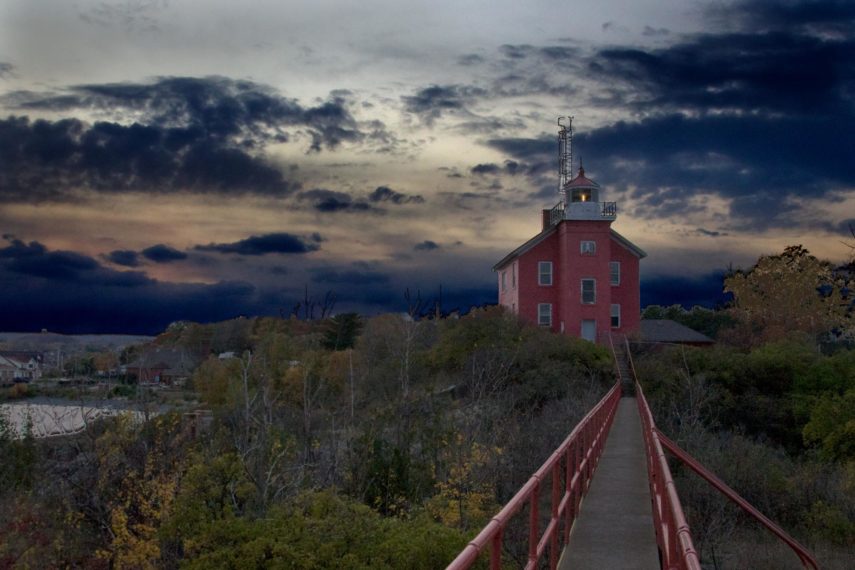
(1, 0, 854, 333)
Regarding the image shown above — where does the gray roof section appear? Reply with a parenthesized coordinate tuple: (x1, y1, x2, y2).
(610, 229, 647, 259)
(493, 226, 557, 271)
(492, 225, 646, 271)
(639, 319, 714, 344)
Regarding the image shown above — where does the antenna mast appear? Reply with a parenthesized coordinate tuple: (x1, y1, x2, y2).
(557, 116, 574, 195)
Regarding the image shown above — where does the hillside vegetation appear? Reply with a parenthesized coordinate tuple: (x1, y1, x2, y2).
(637, 246, 854, 568)
(1, 244, 852, 568)
(1, 308, 613, 568)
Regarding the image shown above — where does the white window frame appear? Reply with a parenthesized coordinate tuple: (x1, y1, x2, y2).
(538, 261, 553, 286)
(581, 278, 596, 304)
(611, 304, 621, 328)
(538, 303, 552, 327)
(609, 261, 621, 286)
(580, 240, 596, 255)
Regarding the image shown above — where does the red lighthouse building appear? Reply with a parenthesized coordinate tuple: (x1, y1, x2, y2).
(494, 120, 646, 343)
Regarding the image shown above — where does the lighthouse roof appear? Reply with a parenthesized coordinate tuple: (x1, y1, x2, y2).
(493, 227, 645, 271)
(564, 166, 599, 189)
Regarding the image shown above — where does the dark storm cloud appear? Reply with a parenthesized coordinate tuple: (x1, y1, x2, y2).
(487, 115, 855, 228)
(470, 160, 526, 176)
(0, 235, 276, 334)
(710, 0, 855, 34)
(414, 240, 440, 251)
(367, 186, 425, 204)
(296, 188, 378, 213)
(436, 285, 497, 313)
(0, 236, 150, 286)
(0, 270, 261, 334)
(471, 163, 501, 175)
(694, 228, 728, 238)
(0, 114, 294, 202)
(591, 32, 855, 116)
(12, 76, 360, 148)
(0, 63, 13, 79)
(0, 235, 495, 333)
(401, 84, 487, 125)
(0, 77, 374, 202)
(500, 44, 580, 62)
(142, 244, 188, 263)
(302, 96, 364, 152)
(582, 114, 855, 226)
(588, 1, 855, 119)
(195, 232, 322, 255)
(464, 0, 854, 228)
(105, 249, 141, 267)
(641, 272, 729, 309)
(310, 267, 390, 285)
(484, 137, 552, 161)
(487, 2, 855, 230)
(0, 236, 46, 258)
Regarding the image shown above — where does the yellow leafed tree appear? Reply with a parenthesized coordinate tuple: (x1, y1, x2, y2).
(724, 245, 852, 343)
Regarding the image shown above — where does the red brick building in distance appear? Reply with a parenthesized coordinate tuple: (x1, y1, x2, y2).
(494, 120, 646, 343)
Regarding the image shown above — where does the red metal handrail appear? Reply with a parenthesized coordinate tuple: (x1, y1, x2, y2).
(655, 431, 820, 570)
(627, 337, 819, 570)
(446, 380, 622, 570)
(635, 378, 702, 570)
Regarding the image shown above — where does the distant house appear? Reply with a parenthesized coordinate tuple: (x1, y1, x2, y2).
(0, 357, 17, 386)
(0, 351, 44, 382)
(638, 319, 714, 346)
(125, 348, 196, 386)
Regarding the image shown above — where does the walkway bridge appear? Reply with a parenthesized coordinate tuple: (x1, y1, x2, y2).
(446, 337, 819, 570)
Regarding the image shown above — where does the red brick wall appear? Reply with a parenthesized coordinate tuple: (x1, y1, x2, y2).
(497, 221, 643, 342)
(557, 220, 613, 339)
(517, 233, 560, 331)
(609, 234, 642, 334)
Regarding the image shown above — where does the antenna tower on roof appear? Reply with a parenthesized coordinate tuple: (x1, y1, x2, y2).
(557, 116, 574, 194)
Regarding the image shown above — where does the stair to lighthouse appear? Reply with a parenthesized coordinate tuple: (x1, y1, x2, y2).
(612, 340, 635, 395)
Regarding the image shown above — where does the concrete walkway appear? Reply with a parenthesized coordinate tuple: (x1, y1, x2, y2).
(559, 397, 660, 569)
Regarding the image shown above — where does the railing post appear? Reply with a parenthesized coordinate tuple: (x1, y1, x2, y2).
(529, 481, 540, 565)
(490, 528, 503, 570)
(564, 443, 573, 543)
(550, 462, 560, 569)
(586, 422, 593, 488)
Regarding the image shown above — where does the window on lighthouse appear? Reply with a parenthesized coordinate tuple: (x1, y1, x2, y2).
(538, 303, 552, 326)
(581, 279, 596, 304)
(610, 262, 620, 285)
(580, 241, 596, 255)
(572, 189, 592, 202)
(538, 261, 553, 286)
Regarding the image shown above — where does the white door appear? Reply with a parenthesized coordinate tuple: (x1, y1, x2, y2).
(581, 319, 597, 342)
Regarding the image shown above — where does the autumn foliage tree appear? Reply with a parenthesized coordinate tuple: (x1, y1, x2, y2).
(724, 245, 852, 344)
